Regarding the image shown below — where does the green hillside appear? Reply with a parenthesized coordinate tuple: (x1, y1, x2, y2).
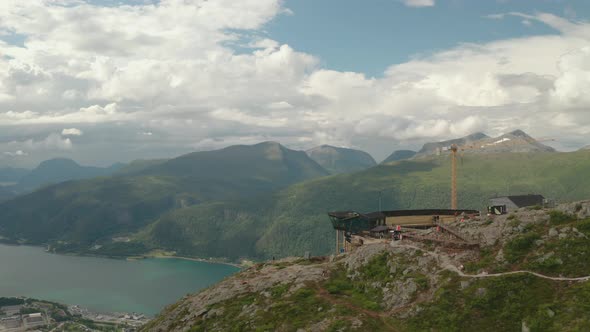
(0, 142, 328, 251)
(141, 151, 590, 261)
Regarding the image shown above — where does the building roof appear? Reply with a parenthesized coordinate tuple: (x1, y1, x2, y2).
(327, 211, 359, 219)
(493, 194, 545, 208)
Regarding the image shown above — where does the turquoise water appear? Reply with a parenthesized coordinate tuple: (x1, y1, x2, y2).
(0, 244, 239, 315)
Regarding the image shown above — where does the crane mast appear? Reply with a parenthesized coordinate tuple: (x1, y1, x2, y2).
(450, 144, 458, 210)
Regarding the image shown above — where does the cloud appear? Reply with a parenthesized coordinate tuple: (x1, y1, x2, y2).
(400, 0, 435, 8)
(3, 150, 28, 157)
(61, 128, 83, 136)
(0, 2, 590, 166)
(0, 133, 73, 163)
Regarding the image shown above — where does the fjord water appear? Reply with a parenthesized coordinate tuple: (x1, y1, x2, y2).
(0, 244, 238, 315)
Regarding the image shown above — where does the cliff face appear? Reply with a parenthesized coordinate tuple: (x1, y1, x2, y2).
(143, 201, 590, 332)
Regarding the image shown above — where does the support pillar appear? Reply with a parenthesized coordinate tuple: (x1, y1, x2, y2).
(336, 230, 340, 255)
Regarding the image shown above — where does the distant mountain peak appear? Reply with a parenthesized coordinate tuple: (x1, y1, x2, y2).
(506, 129, 530, 138)
(417, 132, 490, 155)
(38, 158, 80, 168)
(414, 130, 555, 157)
(382, 150, 417, 164)
(15, 158, 121, 193)
(465, 132, 490, 140)
(256, 141, 282, 148)
(306, 145, 376, 174)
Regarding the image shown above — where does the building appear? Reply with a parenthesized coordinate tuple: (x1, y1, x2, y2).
(489, 194, 545, 212)
(0, 305, 22, 316)
(23, 313, 47, 329)
(328, 209, 480, 234)
(0, 317, 22, 329)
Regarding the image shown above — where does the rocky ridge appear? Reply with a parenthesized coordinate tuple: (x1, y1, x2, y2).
(142, 200, 590, 331)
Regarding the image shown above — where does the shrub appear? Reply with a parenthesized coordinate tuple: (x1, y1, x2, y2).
(505, 233, 540, 263)
(549, 211, 576, 225)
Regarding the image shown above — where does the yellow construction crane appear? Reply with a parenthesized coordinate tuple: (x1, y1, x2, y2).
(448, 137, 555, 210)
(450, 144, 459, 209)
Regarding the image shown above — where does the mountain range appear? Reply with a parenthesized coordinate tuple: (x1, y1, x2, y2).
(0, 159, 123, 203)
(0, 167, 29, 184)
(0, 142, 327, 251)
(0, 130, 584, 261)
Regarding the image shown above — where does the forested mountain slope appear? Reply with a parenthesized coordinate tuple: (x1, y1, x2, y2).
(0, 142, 328, 251)
(141, 150, 590, 261)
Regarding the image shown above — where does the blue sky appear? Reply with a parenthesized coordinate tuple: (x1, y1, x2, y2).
(267, 0, 588, 77)
(0, 0, 589, 166)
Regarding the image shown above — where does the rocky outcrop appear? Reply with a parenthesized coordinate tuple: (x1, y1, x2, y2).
(142, 199, 590, 332)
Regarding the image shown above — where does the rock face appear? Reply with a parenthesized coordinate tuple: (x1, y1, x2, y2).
(306, 145, 377, 174)
(142, 257, 331, 332)
(556, 200, 590, 220)
(142, 243, 440, 332)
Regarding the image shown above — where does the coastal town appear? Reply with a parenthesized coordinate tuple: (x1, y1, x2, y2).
(0, 297, 149, 332)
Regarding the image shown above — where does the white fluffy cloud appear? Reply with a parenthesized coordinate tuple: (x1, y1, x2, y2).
(401, 0, 436, 7)
(61, 128, 83, 136)
(0, 1, 589, 166)
(0, 133, 73, 161)
(400, 0, 435, 8)
(3, 150, 27, 157)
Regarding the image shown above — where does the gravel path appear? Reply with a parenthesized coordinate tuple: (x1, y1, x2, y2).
(392, 242, 590, 282)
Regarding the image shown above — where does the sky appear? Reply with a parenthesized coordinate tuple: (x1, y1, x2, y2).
(0, 0, 590, 167)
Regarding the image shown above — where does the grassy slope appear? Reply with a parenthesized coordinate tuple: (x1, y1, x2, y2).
(142, 151, 590, 260)
(404, 218, 590, 331)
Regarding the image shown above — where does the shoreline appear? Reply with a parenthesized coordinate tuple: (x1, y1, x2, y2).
(0, 242, 246, 268)
(135, 253, 244, 268)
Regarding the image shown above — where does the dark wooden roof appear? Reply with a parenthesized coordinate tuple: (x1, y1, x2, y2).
(329, 209, 479, 221)
(494, 194, 545, 208)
